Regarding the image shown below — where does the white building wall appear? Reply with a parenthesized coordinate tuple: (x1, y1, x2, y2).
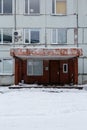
(0, 0, 83, 85)
(78, 0, 87, 84)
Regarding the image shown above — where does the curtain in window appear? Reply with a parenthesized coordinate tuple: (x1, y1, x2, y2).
(52, 29, 67, 43)
(0, 59, 13, 74)
(56, 0, 66, 14)
(3, 59, 13, 73)
(27, 60, 43, 76)
(58, 29, 67, 43)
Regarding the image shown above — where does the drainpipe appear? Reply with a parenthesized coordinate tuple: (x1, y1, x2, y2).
(77, 0, 78, 47)
(45, 0, 47, 47)
(77, 0, 84, 84)
(14, 0, 17, 31)
(82, 57, 84, 84)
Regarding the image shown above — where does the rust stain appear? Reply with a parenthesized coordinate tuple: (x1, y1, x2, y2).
(10, 48, 83, 57)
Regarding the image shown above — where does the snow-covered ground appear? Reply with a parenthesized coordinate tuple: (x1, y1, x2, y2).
(0, 86, 87, 130)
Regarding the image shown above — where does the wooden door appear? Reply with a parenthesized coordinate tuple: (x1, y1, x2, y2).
(59, 60, 69, 85)
(49, 60, 60, 84)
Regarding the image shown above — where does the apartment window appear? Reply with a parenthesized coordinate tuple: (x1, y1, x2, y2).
(0, 0, 12, 14)
(52, 0, 66, 15)
(52, 29, 67, 44)
(0, 29, 12, 44)
(25, 0, 40, 14)
(63, 64, 68, 73)
(0, 30, 1, 42)
(27, 60, 43, 76)
(24, 29, 40, 44)
(0, 59, 13, 74)
(3, 29, 12, 43)
(0, 0, 1, 13)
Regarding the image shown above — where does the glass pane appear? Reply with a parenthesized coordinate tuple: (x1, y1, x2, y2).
(0, 0, 2, 13)
(63, 64, 68, 73)
(3, 0, 12, 14)
(56, 1, 66, 14)
(58, 29, 67, 43)
(25, 29, 29, 43)
(27, 65, 32, 75)
(27, 60, 33, 75)
(52, 29, 56, 43)
(0, 59, 2, 73)
(29, 0, 40, 14)
(27, 60, 43, 76)
(52, 0, 55, 13)
(0, 30, 1, 42)
(25, 0, 28, 13)
(3, 59, 13, 73)
(33, 61, 43, 75)
(3, 29, 12, 43)
(31, 30, 39, 43)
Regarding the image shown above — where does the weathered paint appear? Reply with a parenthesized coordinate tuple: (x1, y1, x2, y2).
(10, 48, 83, 58)
(14, 58, 78, 85)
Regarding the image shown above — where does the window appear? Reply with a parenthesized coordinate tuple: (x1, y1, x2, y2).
(27, 60, 43, 76)
(0, 30, 1, 42)
(3, 29, 12, 43)
(24, 29, 40, 44)
(52, 29, 67, 44)
(52, 0, 66, 15)
(63, 64, 68, 73)
(0, 0, 1, 13)
(25, 0, 40, 14)
(0, 29, 12, 44)
(0, 59, 13, 74)
(0, 0, 12, 14)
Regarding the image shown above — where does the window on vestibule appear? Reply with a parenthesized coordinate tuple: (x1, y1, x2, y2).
(27, 59, 43, 76)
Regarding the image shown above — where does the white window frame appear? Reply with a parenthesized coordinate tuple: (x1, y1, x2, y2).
(24, 0, 40, 15)
(27, 59, 43, 76)
(0, 28, 13, 44)
(52, 0, 67, 15)
(63, 64, 68, 73)
(51, 28, 67, 44)
(24, 29, 40, 44)
(0, 59, 14, 75)
(0, 0, 13, 14)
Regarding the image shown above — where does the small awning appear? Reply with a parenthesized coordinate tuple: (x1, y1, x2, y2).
(10, 47, 83, 60)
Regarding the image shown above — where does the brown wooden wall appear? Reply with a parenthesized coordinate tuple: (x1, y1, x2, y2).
(14, 57, 78, 85)
(24, 60, 49, 84)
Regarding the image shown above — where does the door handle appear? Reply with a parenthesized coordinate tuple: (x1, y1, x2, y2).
(57, 72, 59, 75)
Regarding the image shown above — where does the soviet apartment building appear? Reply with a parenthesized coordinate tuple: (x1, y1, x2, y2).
(1, 0, 87, 86)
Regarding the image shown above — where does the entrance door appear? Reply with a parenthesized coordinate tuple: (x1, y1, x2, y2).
(49, 60, 60, 84)
(59, 60, 69, 85)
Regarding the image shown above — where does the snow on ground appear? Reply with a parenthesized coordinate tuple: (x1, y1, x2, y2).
(0, 86, 87, 130)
